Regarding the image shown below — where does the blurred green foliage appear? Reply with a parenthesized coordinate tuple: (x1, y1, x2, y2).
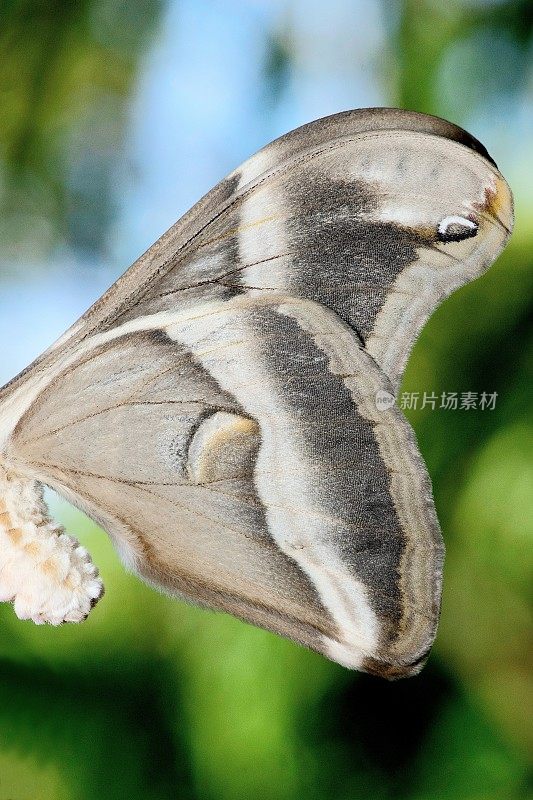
(0, 1, 532, 799)
(0, 0, 162, 258)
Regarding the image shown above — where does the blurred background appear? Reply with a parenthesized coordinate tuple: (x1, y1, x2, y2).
(0, 1, 531, 798)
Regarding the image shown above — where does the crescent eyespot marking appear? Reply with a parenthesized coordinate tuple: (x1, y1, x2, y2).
(0, 108, 513, 678)
(437, 215, 478, 242)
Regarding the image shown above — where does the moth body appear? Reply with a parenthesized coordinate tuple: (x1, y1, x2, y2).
(0, 465, 103, 624)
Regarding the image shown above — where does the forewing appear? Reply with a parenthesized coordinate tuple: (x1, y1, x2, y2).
(0, 108, 512, 400)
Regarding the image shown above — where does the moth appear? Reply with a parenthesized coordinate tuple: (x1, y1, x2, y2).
(0, 108, 513, 678)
